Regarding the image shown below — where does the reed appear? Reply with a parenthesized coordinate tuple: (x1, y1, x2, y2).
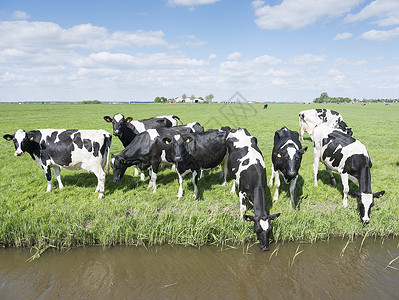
(0, 102, 398, 250)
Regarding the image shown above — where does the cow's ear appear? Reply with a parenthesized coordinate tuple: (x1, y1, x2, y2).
(348, 191, 360, 198)
(300, 147, 308, 155)
(26, 132, 35, 141)
(269, 213, 281, 220)
(104, 116, 112, 123)
(243, 215, 255, 222)
(373, 191, 385, 198)
(126, 117, 133, 123)
(3, 134, 13, 141)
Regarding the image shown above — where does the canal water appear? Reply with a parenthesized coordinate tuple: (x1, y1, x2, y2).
(1, 238, 398, 299)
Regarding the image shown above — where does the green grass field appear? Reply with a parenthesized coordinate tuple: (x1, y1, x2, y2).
(1, 102, 398, 250)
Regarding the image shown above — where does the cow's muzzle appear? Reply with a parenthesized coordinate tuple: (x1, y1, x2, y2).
(14, 150, 24, 156)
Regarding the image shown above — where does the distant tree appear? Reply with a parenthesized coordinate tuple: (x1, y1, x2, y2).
(205, 94, 214, 103)
(81, 100, 101, 104)
(190, 94, 195, 101)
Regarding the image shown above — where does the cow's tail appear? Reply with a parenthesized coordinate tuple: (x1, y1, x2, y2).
(172, 115, 183, 125)
(104, 135, 112, 175)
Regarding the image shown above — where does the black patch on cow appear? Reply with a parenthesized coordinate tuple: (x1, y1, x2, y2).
(242, 158, 250, 166)
(93, 141, 100, 157)
(73, 133, 83, 149)
(316, 109, 327, 122)
(331, 110, 339, 116)
(83, 139, 92, 152)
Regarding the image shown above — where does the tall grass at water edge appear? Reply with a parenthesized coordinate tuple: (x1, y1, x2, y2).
(0, 103, 398, 249)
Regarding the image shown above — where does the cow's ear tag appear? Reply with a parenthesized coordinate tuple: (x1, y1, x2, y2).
(277, 153, 281, 158)
(30, 136, 34, 141)
(6, 136, 13, 141)
(186, 138, 190, 143)
(165, 140, 169, 144)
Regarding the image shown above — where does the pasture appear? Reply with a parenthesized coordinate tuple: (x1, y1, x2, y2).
(1, 102, 398, 250)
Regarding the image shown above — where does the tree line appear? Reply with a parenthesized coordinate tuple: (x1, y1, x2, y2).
(314, 92, 398, 104)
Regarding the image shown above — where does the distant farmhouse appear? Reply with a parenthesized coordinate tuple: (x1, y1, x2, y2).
(169, 97, 205, 103)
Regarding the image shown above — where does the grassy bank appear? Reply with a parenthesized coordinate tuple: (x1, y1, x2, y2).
(1, 102, 398, 249)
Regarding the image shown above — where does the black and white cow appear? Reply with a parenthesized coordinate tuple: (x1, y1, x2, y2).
(263, 104, 268, 109)
(103, 113, 183, 147)
(226, 128, 280, 251)
(111, 125, 198, 193)
(164, 128, 229, 200)
(298, 109, 351, 141)
(269, 127, 307, 207)
(313, 124, 385, 222)
(3, 129, 112, 199)
(104, 113, 184, 179)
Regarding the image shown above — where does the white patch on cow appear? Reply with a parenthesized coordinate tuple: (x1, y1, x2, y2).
(111, 157, 115, 165)
(147, 129, 159, 141)
(228, 129, 253, 149)
(174, 134, 181, 142)
(14, 129, 26, 155)
(158, 115, 177, 126)
(114, 114, 123, 122)
(260, 219, 270, 231)
(287, 147, 296, 160)
(131, 120, 146, 133)
(361, 193, 373, 222)
(281, 140, 299, 150)
(161, 150, 166, 162)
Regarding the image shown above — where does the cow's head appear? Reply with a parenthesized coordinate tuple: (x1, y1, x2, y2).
(274, 146, 307, 183)
(163, 134, 193, 164)
(349, 191, 385, 223)
(3, 129, 32, 156)
(110, 154, 129, 182)
(104, 114, 133, 137)
(244, 213, 281, 251)
(336, 119, 353, 136)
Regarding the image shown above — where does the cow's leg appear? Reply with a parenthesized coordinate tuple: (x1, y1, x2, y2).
(146, 167, 158, 193)
(239, 191, 246, 219)
(53, 166, 64, 190)
(299, 123, 304, 141)
(140, 171, 145, 181)
(273, 171, 280, 202)
(44, 165, 52, 192)
(221, 156, 228, 186)
(289, 176, 298, 208)
(231, 180, 236, 195)
(92, 166, 106, 199)
(177, 169, 190, 200)
(200, 170, 205, 179)
(171, 164, 176, 172)
(134, 166, 140, 177)
(192, 170, 199, 199)
(327, 168, 336, 186)
(269, 165, 275, 187)
(341, 173, 349, 208)
(313, 149, 320, 187)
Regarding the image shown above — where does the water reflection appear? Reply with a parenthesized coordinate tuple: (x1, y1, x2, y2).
(0, 238, 398, 299)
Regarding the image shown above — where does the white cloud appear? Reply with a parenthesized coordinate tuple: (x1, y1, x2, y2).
(289, 54, 326, 65)
(334, 32, 354, 40)
(182, 35, 207, 47)
(344, 0, 399, 26)
(226, 52, 242, 61)
(208, 53, 218, 60)
(252, 0, 362, 30)
(334, 58, 367, 66)
(0, 21, 170, 51)
(359, 27, 399, 40)
(11, 10, 30, 20)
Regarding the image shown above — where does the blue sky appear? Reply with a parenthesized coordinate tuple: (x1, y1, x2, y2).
(1, 0, 399, 102)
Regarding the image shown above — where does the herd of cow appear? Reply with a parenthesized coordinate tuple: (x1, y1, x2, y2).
(3, 108, 385, 251)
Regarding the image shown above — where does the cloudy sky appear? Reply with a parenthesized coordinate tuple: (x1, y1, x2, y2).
(1, 0, 399, 102)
